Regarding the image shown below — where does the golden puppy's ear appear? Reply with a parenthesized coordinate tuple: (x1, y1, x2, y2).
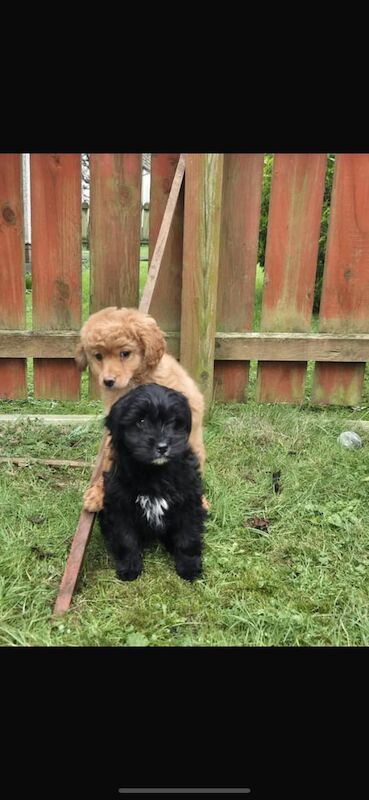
(139, 317, 166, 369)
(75, 341, 88, 371)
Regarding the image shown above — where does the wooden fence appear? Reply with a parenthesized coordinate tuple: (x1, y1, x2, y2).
(1, 153, 369, 408)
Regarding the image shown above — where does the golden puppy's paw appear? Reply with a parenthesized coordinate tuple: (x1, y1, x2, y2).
(83, 483, 104, 513)
(202, 495, 211, 512)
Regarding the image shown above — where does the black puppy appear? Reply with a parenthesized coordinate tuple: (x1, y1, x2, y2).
(98, 383, 207, 581)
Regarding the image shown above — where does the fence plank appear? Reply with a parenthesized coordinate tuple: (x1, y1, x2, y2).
(312, 154, 369, 405)
(148, 154, 184, 331)
(181, 154, 224, 409)
(89, 153, 141, 397)
(0, 154, 26, 398)
(256, 154, 326, 402)
(142, 155, 185, 317)
(31, 154, 81, 400)
(3, 330, 369, 362)
(214, 153, 264, 401)
(90, 154, 141, 312)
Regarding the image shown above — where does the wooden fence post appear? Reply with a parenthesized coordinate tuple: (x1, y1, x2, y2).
(180, 153, 224, 410)
(214, 153, 264, 402)
(256, 154, 326, 403)
(89, 153, 141, 397)
(0, 154, 26, 399)
(31, 154, 81, 400)
(312, 154, 369, 405)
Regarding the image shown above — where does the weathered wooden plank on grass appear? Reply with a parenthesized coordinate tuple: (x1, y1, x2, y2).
(141, 154, 185, 319)
(0, 414, 101, 425)
(31, 154, 81, 400)
(89, 153, 141, 398)
(180, 154, 224, 409)
(0, 154, 26, 399)
(52, 431, 108, 617)
(256, 154, 327, 403)
(312, 154, 369, 405)
(214, 153, 264, 402)
(0, 456, 91, 468)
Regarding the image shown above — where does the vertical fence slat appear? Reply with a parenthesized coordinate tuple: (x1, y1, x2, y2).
(31, 154, 81, 400)
(90, 154, 141, 312)
(312, 154, 369, 405)
(89, 154, 141, 397)
(148, 154, 183, 334)
(214, 153, 264, 402)
(0, 155, 26, 399)
(180, 154, 224, 410)
(256, 154, 327, 403)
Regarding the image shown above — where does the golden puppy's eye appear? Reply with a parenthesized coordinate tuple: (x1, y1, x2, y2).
(95, 353, 103, 361)
(120, 351, 131, 359)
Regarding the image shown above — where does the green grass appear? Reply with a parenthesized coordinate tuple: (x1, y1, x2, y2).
(2, 402, 369, 646)
(2, 254, 369, 645)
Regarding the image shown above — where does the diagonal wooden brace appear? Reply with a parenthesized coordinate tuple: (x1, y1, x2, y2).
(52, 154, 186, 617)
(52, 431, 108, 616)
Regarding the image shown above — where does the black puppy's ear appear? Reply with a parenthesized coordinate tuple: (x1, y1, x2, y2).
(184, 402, 192, 434)
(104, 403, 119, 437)
(177, 392, 192, 434)
(105, 394, 132, 439)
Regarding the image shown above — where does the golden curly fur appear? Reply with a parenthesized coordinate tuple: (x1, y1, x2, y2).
(76, 307, 206, 512)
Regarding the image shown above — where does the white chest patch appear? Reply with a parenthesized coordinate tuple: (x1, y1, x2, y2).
(136, 495, 169, 528)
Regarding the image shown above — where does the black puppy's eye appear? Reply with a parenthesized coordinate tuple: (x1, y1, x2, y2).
(120, 351, 131, 359)
(136, 418, 145, 427)
(95, 353, 103, 361)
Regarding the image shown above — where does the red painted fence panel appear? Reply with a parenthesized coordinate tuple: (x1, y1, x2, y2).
(31, 154, 81, 400)
(256, 154, 326, 403)
(312, 154, 369, 405)
(0, 154, 26, 398)
(90, 153, 141, 313)
(89, 153, 141, 397)
(214, 153, 264, 401)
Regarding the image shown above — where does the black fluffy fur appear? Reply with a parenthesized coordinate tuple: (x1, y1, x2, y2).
(98, 383, 207, 582)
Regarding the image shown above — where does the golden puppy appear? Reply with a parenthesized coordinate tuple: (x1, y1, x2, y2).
(76, 306, 206, 512)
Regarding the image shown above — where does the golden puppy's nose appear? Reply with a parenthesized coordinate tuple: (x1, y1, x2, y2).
(103, 378, 116, 388)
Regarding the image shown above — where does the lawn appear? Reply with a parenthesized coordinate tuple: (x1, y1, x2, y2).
(2, 253, 369, 646)
(2, 400, 369, 646)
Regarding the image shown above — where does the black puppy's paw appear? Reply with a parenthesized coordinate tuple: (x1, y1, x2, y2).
(175, 555, 202, 582)
(116, 556, 143, 582)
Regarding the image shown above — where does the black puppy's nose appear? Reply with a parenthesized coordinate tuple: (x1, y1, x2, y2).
(157, 442, 168, 455)
(103, 378, 116, 388)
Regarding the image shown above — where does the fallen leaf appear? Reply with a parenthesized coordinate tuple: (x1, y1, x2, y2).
(27, 515, 46, 525)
